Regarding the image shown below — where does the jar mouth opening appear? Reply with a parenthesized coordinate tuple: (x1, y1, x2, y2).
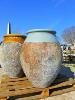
(4, 34, 26, 38)
(26, 29, 56, 35)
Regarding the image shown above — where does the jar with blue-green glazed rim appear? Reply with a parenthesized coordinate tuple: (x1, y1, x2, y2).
(20, 29, 62, 88)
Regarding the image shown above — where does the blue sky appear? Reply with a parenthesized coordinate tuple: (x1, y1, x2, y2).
(0, 0, 75, 42)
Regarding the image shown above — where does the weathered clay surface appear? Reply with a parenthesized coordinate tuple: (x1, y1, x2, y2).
(0, 46, 2, 65)
(1, 42, 24, 78)
(20, 42, 62, 88)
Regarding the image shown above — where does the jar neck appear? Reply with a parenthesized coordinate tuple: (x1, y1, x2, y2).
(3, 34, 26, 43)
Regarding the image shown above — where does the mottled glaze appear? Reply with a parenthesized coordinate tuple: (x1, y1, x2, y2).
(20, 29, 62, 88)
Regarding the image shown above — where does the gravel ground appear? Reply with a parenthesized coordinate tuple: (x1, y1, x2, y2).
(41, 91, 75, 100)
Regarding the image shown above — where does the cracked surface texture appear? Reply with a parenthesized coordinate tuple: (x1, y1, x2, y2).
(0, 42, 24, 78)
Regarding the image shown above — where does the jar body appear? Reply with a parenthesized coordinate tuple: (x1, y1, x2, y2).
(0, 45, 2, 67)
(20, 30, 62, 88)
(1, 34, 26, 78)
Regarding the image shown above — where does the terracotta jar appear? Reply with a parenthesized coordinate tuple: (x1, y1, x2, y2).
(1, 34, 26, 78)
(20, 29, 62, 88)
(0, 45, 2, 67)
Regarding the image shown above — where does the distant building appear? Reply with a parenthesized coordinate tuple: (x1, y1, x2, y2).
(61, 44, 72, 51)
(61, 44, 75, 62)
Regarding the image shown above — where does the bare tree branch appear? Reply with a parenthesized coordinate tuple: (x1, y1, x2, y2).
(61, 26, 75, 44)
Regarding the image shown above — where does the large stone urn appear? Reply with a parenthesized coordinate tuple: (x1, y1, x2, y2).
(20, 29, 62, 88)
(1, 34, 26, 78)
(0, 45, 2, 67)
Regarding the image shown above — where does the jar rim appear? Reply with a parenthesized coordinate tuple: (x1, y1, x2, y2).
(4, 34, 26, 38)
(26, 29, 56, 35)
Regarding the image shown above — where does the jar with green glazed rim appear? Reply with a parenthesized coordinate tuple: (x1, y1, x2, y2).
(20, 29, 62, 88)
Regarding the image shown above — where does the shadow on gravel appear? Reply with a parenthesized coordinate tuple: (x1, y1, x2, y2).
(59, 65, 75, 79)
